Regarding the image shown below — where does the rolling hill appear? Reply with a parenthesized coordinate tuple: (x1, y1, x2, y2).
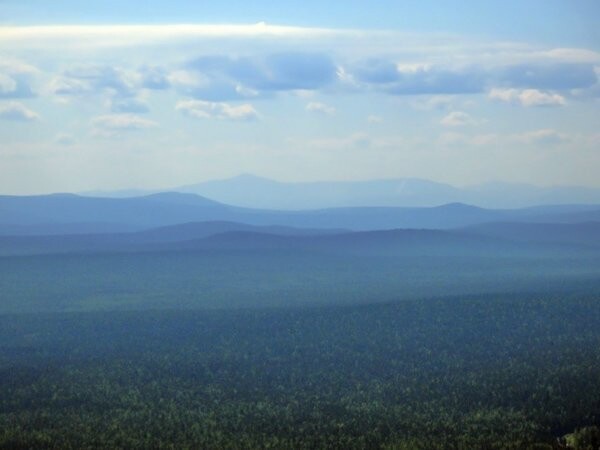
(2, 192, 600, 235)
(464, 221, 600, 248)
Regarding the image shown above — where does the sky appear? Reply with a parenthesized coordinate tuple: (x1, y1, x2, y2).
(1, 1, 599, 194)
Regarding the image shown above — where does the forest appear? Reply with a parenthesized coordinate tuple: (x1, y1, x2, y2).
(1, 292, 600, 449)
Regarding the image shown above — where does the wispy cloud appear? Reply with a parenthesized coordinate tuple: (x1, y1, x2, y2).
(91, 114, 157, 136)
(0, 60, 37, 99)
(0, 59, 39, 75)
(513, 129, 569, 145)
(0, 101, 39, 121)
(440, 111, 483, 127)
(306, 101, 335, 115)
(0, 74, 17, 95)
(439, 129, 570, 147)
(176, 100, 259, 121)
(489, 88, 566, 107)
(51, 64, 138, 99)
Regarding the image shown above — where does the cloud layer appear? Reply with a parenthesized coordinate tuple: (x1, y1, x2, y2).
(0, 24, 598, 192)
(2, 25, 599, 102)
(91, 114, 157, 136)
(440, 111, 482, 127)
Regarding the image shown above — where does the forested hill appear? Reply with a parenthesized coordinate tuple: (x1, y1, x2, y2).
(1, 192, 600, 233)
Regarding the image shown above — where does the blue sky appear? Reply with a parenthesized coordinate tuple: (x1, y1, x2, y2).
(0, 1, 599, 194)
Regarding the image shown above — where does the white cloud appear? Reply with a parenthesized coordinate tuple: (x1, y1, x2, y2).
(513, 129, 569, 145)
(0, 101, 39, 121)
(367, 115, 383, 123)
(234, 84, 259, 98)
(45, 64, 158, 106)
(0, 59, 39, 75)
(49, 77, 91, 96)
(176, 100, 259, 121)
(306, 101, 335, 115)
(489, 88, 566, 107)
(438, 132, 500, 147)
(519, 90, 566, 107)
(54, 64, 138, 98)
(91, 114, 157, 136)
(0, 60, 37, 98)
(440, 111, 482, 127)
(180, 53, 337, 99)
(2, 25, 599, 102)
(167, 70, 208, 89)
(540, 48, 600, 63)
(0, 74, 17, 94)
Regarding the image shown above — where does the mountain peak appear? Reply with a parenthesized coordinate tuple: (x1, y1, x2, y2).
(438, 202, 483, 210)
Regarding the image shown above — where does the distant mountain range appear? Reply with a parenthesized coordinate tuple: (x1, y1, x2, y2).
(1, 189, 599, 314)
(1, 217, 599, 258)
(85, 174, 600, 209)
(2, 192, 600, 235)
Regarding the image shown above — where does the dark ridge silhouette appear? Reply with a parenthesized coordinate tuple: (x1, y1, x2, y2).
(0, 222, 144, 236)
(136, 221, 346, 242)
(0, 221, 346, 256)
(464, 221, 600, 247)
(3, 221, 593, 258)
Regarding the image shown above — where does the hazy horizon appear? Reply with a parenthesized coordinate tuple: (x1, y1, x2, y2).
(36, 173, 600, 196)
(2, 172, 600, 198)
